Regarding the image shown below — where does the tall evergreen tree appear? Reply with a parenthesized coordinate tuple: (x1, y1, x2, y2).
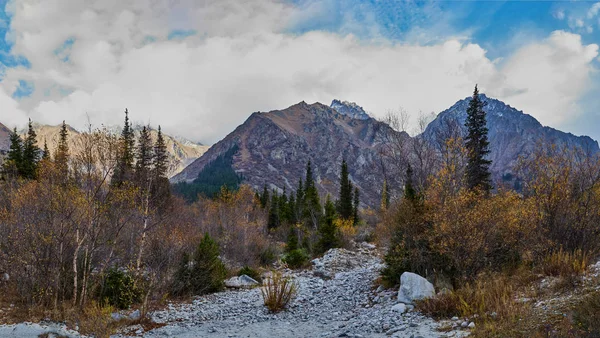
(337, 159, 354, 219)
(317, 195, 340, 254)
(353, 186, 360, 225)
(267, 190, 280, 229)
(404, 164, 417, 202)
(112, 109, 135, 187)
(303, 160, 322, 229)
(41, 140, 50, 161)
(380, 179, 390, 211)
(2, 128, 23, 177)
(152, 126, 168, 180)
(135, 126, 153, 189)
(21, 119, 40, 179)
(151, 125, 172, 210)
(465, 85, 492, 192)
(54, 121, 70, 176)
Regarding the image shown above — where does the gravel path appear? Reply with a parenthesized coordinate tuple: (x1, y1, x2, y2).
(123, 245, 467, 338)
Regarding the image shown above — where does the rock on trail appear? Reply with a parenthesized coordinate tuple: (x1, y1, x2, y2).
(120, 244, 467, 338)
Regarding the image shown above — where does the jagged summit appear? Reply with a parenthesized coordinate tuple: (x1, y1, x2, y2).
(330, 99, 370, 120)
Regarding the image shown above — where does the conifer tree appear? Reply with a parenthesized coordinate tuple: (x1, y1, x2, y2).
(267, 191, 280, 229)
(317, 195, 339, 254)
(404, 165, 417, 202)
(112, 109, 135, 187)
(380, 179, 390, 211)
(353, 186, 360, 225)
(303, 160, 322, 229)
(3, 128, 23, 177)
(465, 85, 492, 192)
(21, 119, 40, 179)
(190, 234, 226, 295)
(135, 126, 153, 189)
(41, 140, 50, 161)
(260, 185, 269, 208)
(151, 125, 172, 209)
(54, 121, 70, 179)
(153, 126, 168, 180)
(337, 159, 354, 219)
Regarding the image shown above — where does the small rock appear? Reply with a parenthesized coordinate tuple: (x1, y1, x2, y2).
(129, 309, 141, 320)
(460, 321, 469, 328)
(391, 303, 407, 314)
(468, 322, 475, 329)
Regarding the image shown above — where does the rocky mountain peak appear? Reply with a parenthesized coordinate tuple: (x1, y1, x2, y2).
(330, 99, 370, 120)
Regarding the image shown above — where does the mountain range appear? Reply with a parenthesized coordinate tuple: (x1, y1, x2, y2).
(0, 123, 209, 177)
(173, 95, 599, 207)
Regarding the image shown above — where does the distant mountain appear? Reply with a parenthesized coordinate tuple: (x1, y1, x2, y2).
(422, 94, 600, 184)
(175, 95, 599, 206)
(0, 122, 10, 153)
(330, 100, 370, 120)
(2, 123, 208, 177)
(172, 101, 406, 207)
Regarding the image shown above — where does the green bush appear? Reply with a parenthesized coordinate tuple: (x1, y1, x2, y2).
(282, 249, 310, 269)
(573, 291, 600, 336)
(172, 234, 227, 296)
(98, 268, 142, 310)
(238, 266, 262, 283)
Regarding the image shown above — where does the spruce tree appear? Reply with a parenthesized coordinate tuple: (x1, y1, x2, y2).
(54, 121, 69, 179)
(2, 128, 23, 177)
(353, 186, 360, 225)
(151, 125, 172, 209)
(112, 109, 135, 187)
(41, 140, 50, 161)
(317, 195, 339, 254)
(465, 85, 492, 192)
(380, 179, 390, 211)
(190, 234, 226, 295)
(260, 185, 269, 208)
(21, 119, 40, 179)
(135, 126, 153, 189)
(404, 165, 417, 202)
(267, 191, 280, 229)
(337, 159, 354, 219)
(303, 160, 322, 228)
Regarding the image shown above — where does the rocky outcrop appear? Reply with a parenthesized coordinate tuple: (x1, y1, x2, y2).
(330, 99, 370, 120)
(0, 122, 10, 154)
(173, 101, 408, 207)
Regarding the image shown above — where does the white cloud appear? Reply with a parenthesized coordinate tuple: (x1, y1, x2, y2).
(0, 0, 598, 143)
(588, 2, 600, 19)
(555, 10, 565, 20)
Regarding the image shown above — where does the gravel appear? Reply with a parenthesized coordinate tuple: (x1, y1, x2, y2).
(118, 244, 468, 338)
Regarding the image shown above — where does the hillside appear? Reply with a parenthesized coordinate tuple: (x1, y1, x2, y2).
(0, 123, 208, 177)
(172, 101, 407, 206)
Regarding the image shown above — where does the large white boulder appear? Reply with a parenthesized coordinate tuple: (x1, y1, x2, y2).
(397, 272, 435, 304)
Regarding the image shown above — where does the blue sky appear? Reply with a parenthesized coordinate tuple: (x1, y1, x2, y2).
(0, 0, 599, 143)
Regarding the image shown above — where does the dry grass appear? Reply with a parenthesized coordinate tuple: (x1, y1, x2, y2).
(540, 248, 589, 278)
(260, 272, 297, 313)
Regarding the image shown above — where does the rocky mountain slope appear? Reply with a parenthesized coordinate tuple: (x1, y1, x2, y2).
(422, 94, 600, 184)
(0, 123, 10, 154)
(330, 99, 370, 120)
(0, 122, 208, 177)
(172, 101, 407, 207)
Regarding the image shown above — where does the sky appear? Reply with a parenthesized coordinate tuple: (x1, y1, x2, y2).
(0, 0, 599, 144)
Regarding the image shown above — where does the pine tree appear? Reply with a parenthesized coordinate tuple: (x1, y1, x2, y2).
(21, 119, 40, 179)
(404, 165, 417, 202)
(317, 195, 339, 254)
(54, 121, 69, 177)
(353, 186, 360, 225)
(112, 109, 135, 187)
(135, 126, 153, 189)
(380, 179, 390, 211)
(267, 191, 280, 229)
(153, 126, 168, 180)
(465, 85, 492, 192)
(189, 234, 226, 295)
(260, 185, 269, 208)
(151, 125, 172, 210)
(303, 160, 322, 229)
(337, 159, 354, 219)
(2, 128, 23, 177)
(41, 140, 50, 161)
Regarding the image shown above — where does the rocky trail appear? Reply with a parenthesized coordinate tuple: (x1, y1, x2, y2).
(119, 243, 467, 338)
